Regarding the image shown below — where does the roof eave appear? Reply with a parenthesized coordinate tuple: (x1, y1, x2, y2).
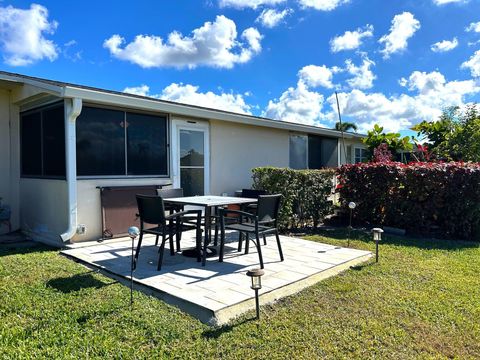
(63, 86, 364, 139)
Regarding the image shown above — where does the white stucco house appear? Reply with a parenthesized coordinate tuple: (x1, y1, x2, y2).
(0, 71, 366, 246)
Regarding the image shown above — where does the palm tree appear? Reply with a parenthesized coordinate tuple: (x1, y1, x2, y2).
(335, 121, 358, 132)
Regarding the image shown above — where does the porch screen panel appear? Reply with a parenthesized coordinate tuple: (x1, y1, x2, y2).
(76, 107, 125, 176)
(42, 106, 66, 176)
(126, 112, 168, 176)
(321, 137, 338, 167)
(21, 112, 42, 176)
(289, 135, 308, 169)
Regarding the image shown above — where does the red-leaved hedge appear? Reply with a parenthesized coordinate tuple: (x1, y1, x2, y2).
(336, 162, 480, 240)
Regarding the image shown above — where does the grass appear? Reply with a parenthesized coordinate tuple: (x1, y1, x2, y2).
(1, 231, 479, 359)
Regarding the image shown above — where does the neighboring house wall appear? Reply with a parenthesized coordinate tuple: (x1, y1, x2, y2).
(209, 119, 289, 196)
(339, 137, 367, 164)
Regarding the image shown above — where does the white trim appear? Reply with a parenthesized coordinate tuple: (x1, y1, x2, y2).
(171, 119, 210, 195)
(61, 98, 82, 242)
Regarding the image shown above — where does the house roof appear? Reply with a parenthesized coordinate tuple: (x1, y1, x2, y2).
(0, 70, 364, 139)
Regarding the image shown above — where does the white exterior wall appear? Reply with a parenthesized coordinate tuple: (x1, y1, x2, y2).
(209, 120, 289, 196)
(339, 137, 367, 165)
(19, 179, 68, 244)
(73, 178, 172, 242)
(0, 89, 11, 234)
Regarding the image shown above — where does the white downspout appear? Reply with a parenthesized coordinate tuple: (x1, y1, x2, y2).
(60, 98, 82, 242)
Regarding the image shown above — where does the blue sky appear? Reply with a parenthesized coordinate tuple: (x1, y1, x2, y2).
(1, 0, 479, 135)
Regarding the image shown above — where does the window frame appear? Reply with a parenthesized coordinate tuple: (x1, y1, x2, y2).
(354, 146, 368, 163)
(289, 132, 340, 170)
(20, 101, 66, 180)
(76, 103, 171, 180)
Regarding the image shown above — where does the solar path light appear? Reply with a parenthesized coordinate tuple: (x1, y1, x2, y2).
(347, 202, 356, 247)
(246, 268, 265, 320)
(128, 226, 140, 307)
(372, 228, 383, 263)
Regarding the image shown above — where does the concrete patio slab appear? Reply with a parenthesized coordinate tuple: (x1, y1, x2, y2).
(61, 231, 371, 325)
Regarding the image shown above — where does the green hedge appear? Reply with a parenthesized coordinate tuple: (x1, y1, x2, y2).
(251, 167, 335, 229)
(336, 162, 480, 240)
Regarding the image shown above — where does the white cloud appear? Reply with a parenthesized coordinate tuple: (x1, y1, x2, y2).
(263, 81, 325, 125)
(123, 83, 252, 114)
(430, 37, 458, 52)
(0, 4, 58, 66)
(219, 0, 286, 9)
(330, 25, 373, 52)
(298, 64, 341, 89)
(298, 0, 349, 11)
(433, 0, 468, 4)
(104, 15, 262, 69)
(256, 8, 292, 28)
(123, 85, 150, 96)
(466, 21, 480, 33)
(345, 57, 376, 89)
(462, 50, 480, 77)
(379, 12, 420, 59)
(329, 70, 479, 132)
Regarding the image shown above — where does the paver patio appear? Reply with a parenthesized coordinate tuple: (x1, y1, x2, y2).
(61, 231, 371, 325)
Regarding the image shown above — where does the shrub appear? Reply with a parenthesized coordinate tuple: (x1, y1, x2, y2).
(336, 162, 480, 240)
(251, 167, 335, 229)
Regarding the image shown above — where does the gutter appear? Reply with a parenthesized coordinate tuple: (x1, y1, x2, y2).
(60, 98, 82, 242)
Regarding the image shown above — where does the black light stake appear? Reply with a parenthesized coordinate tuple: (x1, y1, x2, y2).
(372, 228, 384, 263)
(246, 268, 264, 320)
(128, 226, 140, 308)
(347, 202, 356, 247)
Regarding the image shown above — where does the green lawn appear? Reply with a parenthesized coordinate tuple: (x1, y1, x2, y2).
(1, 231, 479, 359)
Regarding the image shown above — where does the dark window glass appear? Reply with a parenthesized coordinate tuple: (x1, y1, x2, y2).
(308, 135, 323, 169)
(180, 129, 204, 166)
(181, 168, 204, 196)
(42, 106, 66, 176)
(127, 113, 168, 175)
(76, 107, 126, 176)
(21, 112, 42, 176)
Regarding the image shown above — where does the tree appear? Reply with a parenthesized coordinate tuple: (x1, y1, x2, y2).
(362, 124, 413, 159)
(335, 121, 358, 132)
(411, 105, 480, 161)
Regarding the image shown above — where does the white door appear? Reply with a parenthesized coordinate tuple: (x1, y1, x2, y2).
(171, 119, 209, 196)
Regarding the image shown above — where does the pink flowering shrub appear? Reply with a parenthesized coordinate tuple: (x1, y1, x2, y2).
(336, 161, 480, 240)
(373, 143, 393, 163)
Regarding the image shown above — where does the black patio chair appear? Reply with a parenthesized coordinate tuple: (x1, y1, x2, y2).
(218, 194, 283, 269)
(157, 187, 220, 248)
(135, 194, 202, 271)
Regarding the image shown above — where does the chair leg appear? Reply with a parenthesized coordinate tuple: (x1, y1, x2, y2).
(238, 232, 243, 252)
(255, 233, 264, 269)
(134, 232, 144, 270)
(176, 226, 181, 253)
(263, 234, 267, 245)
(275, 230, 284, 261)
(202, 234, 208, 267)
(154, 233, 159, 246)
(244, 234, 250, 254)
(157, 235, 166, 271)
(169, 231, 175, 257)
(219, 225, 226, 263)
(196, 226, 202, 263)
(213, 224, 218, 247)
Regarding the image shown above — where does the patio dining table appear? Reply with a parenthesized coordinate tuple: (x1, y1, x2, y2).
(163, 195, 257, 266)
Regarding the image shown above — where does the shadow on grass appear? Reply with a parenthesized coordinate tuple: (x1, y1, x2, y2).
(0, 241, 55, 257)
(202, 317, 257, 339)
(306, 227, 480, 251)
(47, 271, 117, 293)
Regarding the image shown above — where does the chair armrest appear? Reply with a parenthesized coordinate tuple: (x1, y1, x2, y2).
(165, 209, 202, 220)
(218, 208, 257, 222)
